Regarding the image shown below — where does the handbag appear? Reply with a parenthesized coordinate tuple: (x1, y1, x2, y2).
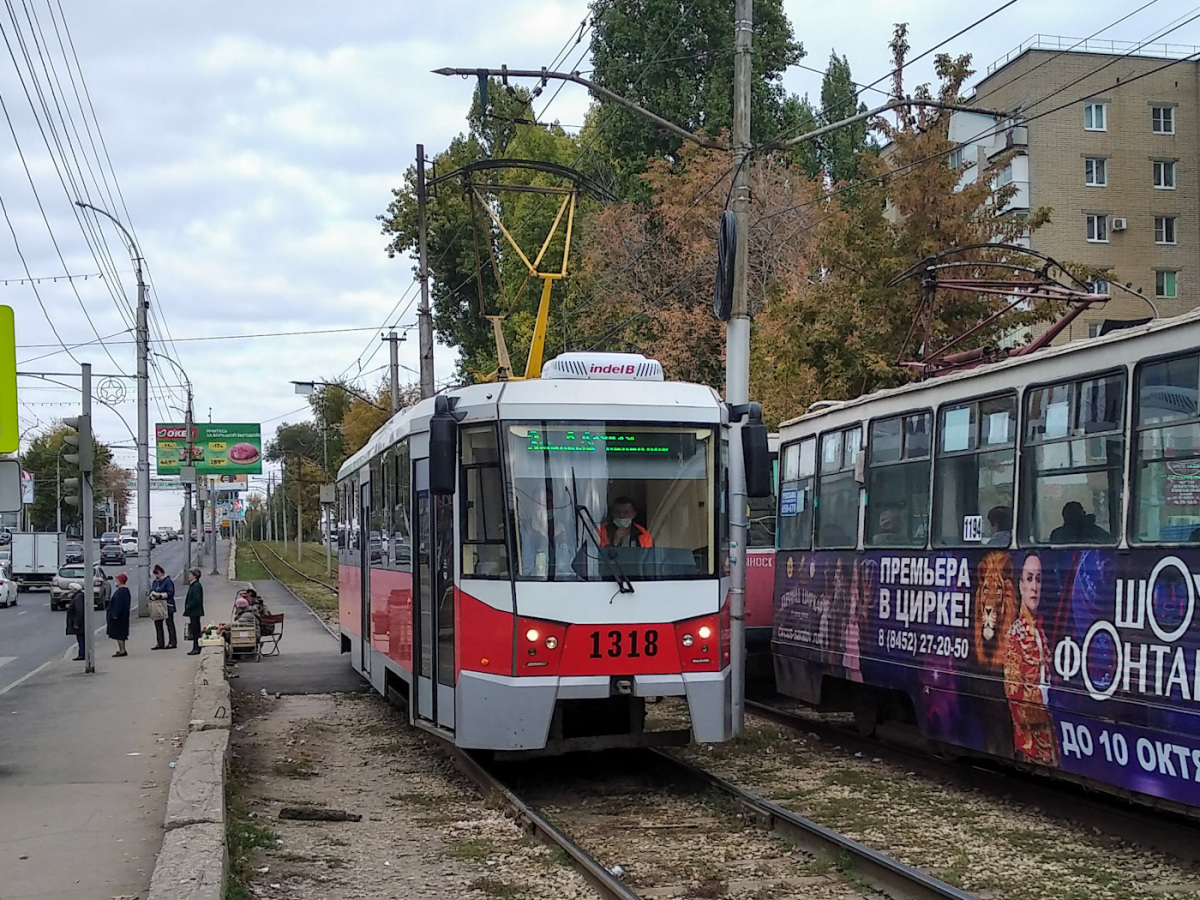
(147, 595, 168, 621)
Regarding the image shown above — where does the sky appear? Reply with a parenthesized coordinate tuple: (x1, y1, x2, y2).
(6, 0, 1199, 527)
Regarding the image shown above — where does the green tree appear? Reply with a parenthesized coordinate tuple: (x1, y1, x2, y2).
(816, 52, 872, 183)
(588, 0, 806, 179)
(379, 80, 588, 380)
(18, 424, 117, 531)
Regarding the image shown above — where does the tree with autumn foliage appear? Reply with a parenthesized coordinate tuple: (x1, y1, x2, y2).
(754, 27, 1053, 424)
(573, 145, 822, 387)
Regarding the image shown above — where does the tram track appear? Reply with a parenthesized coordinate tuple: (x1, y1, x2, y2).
(745, 697, 1200, 867)
(456, 744, 977, 900)
(248, 540, 338, 594)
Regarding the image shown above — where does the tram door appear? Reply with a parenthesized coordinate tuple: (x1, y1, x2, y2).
(412, 458, 456, 731)
(359, 481, 371, 677)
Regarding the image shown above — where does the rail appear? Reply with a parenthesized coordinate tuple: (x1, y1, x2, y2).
(653, 749, 977, 900)
(249, 541, 337, 595)
(447, 747, 643, 900)
(745, 699, 1200, 865)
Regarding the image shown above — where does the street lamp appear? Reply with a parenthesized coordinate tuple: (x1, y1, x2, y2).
(75, 200, 152, 615)
(291, 380, 389, 413)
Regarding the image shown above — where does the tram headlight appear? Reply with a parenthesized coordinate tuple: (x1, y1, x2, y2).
(697, 625, 712, 640)
(525, 628, 540, 642)
(544, 636, 558, 650)
(681, 633, 694, 647)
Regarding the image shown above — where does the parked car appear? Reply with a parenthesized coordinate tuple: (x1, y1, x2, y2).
(50, 564, 111, 611)
(119, 536, 139, 557)
(63, 542, 84, 565)
(0, 562, 17, 607)
(99, 543, 126, 566)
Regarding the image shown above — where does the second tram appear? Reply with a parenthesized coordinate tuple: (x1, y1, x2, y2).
(772, 309, 1200, 814)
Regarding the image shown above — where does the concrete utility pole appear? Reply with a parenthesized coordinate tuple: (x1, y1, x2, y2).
(209, 476, 218, 575)
(296, 460, 302, 563)
(76, 201, 151, 618)
(384, 329, 402, 413)
(415, 144, 435, 399)
(726, 0, 753, 735)
(183, 390, 194, 570)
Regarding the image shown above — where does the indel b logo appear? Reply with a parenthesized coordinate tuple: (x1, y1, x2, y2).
(590, 364, 635, 375)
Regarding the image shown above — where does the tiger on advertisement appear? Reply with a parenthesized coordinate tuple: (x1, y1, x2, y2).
(973, 551, 1016, 670)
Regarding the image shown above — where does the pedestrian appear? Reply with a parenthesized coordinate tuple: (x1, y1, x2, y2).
(150, 563, 177, 650)
(64, 582, 86, 661)
(107, 572, 132, 657)
(184, 567, 205, 655)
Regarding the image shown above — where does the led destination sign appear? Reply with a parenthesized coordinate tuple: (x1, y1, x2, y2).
(525, 429, 698, 456)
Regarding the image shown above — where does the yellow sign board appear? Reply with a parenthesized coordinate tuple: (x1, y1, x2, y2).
(0, 306, 15, 453)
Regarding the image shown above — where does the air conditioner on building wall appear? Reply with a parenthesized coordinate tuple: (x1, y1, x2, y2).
(1112, 217, 1128, 231)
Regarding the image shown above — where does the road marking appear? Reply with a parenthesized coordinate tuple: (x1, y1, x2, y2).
(0, 658, 54, 697)
(17, 610, 27, 615)
(0, 656, 14, 669)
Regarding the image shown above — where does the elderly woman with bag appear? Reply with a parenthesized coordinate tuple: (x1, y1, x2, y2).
(64, 582, 86, 661)
(184, 567, 205, 655)
(149, 564, 177, 650)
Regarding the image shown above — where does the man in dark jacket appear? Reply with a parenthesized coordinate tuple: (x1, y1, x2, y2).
(106, 572, 132, 657)
(184, 567, 205, 655)
(64, 583, 86, 660)
(150, 564, 177, 650)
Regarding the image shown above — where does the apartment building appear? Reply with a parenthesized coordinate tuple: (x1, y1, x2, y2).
(951, 36, 1197, 341)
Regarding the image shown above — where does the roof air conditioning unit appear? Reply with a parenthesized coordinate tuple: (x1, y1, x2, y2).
(1111, 217, 1128, 231)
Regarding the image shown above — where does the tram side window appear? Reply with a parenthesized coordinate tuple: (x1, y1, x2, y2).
(865, 411, 931, 548)
(777, 438, 815, 549)
(391, 442, 412, 570)
(815, 426, 861, 549)
(932, 395, 1016, 548)
(747, 451, 778, 549)
(460, 426, 508, 577)
(369, 457, 387, 565)
(1021, 372, 1125, 546)
(1133, 354, 1200, 543)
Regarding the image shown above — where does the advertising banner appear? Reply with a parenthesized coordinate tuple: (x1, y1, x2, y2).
(774, 547, 1200, 810)
(0, 306, 16, 454)
(20, 468, 33, 504)
(156, 423, 262, 475)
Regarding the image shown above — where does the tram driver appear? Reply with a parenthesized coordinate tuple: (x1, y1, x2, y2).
(598, 496, 654, 548)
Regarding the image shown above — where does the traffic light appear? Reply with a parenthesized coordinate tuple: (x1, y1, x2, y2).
(61, 414, 92, 511)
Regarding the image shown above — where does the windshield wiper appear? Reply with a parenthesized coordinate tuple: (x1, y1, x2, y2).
(570, 468, 634, 593)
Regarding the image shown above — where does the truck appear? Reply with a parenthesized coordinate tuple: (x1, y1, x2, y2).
(11, 532, 62, 592)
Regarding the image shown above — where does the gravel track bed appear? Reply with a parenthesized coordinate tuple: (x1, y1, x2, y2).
(504, 753, 890, 900)
(659, 700, 1200, 900)
(229, 692, 591, 899)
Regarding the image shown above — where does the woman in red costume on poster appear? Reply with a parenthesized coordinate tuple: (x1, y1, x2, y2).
(1003, 551, 1059, 766)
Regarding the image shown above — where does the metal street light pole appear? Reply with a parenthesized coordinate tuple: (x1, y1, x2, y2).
(76, 201, 151, 618)
(416, 144, 435, 399)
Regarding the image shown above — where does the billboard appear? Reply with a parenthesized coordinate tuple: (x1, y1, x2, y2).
(156, 423, 262, 475)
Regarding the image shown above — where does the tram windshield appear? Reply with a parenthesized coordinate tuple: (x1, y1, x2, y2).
(507, 423, 717, 581)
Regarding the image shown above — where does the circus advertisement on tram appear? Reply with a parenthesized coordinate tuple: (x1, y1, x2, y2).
(774, 548, 1200, 807)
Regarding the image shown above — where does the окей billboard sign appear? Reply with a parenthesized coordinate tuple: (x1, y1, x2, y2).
(155, 423, 262, 475)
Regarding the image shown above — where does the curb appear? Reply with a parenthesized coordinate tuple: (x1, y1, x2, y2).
(147, 645, 230, 900)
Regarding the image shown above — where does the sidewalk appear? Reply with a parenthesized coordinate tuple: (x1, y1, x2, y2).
(0, 541, 235, 900)
(229, 578, 365, 696)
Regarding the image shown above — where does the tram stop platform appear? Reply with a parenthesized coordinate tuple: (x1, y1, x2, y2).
(227, 579, 366, 696)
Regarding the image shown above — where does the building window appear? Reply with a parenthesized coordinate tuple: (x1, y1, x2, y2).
(1154, 160, 1176, 189)
(1086, 214, 1108, 243)
(948, 147, 964, 170)
(1156, 270, 1178, 299)
(1152, 106, 1175, 134)
(996, 163, 1014, 186)
(1085, 157, 1107, 186)
(1087, 279, 1109, 295)
(1084, 102, 1107, 131)
(1155, 216, 1177, 245)
(1088, 322, 1103, 338)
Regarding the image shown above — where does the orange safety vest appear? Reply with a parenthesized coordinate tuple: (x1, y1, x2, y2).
(598, 522, 654, 548)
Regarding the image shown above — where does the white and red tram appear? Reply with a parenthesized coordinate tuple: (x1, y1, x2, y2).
(336, 352, 769, 753)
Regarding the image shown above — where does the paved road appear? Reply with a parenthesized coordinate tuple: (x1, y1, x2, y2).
(0, 540, 194, 697)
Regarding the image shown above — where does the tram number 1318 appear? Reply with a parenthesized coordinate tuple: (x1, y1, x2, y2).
(589, 629, 659, 659)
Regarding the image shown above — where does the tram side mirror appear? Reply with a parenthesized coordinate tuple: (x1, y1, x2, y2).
(742, 419, 771, 499)
(430, 414, 457, 496)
